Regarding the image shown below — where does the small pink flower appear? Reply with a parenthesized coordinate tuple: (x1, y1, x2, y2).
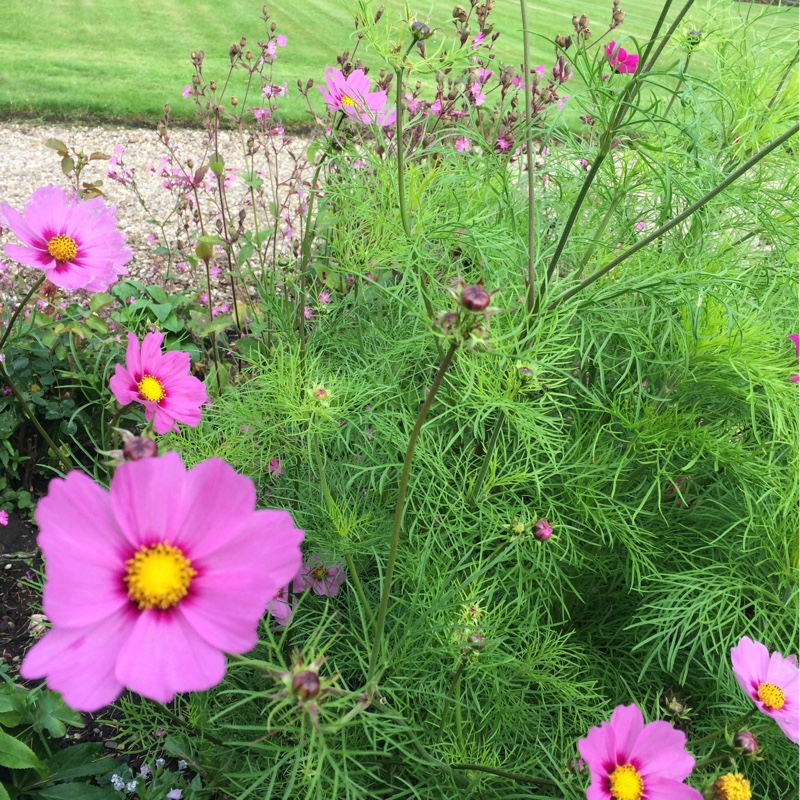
(604, 41, 639, 74)
(789, 335, 799, 383)
(495, 137, 511, 151)
(578, 704, 702, 800)
(318, 67, 396, 127)
(166, 791, 182, 800)
(182, 85, 191, 99)
(0, 510, 8, 526)
(1, 185, 131, 292)
(276, 34, 287, 47)
(109, 332, 208, 435)
(455, 137, 472, 153)
(267, 585, 295, 626)
(269, 458, 283, 476)
(304, 305, 312, 320)
(20, 452, 305, 711)
(731, 636, 799, 743)
(471, 32, 484, 50)
(294, 555, 345, 597)
(318, 290, 331, 304)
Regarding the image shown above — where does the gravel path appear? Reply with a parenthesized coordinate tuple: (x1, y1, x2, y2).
(0, 122, 311, 307)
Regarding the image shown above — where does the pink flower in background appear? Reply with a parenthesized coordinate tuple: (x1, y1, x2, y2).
(267, 585, 295, 626)
(182, 85, 191, 99)
(318, 290, 331, 304)
(276, 34, 287, 47)
(0, 510, 8, 526)
(495, 137, 511, 152)
(166, 790, 182, 799)
(294, 555, 345, 597)
(304, 305, 312, 320)
(252, 107, 270, 121)
(471, 32, 484, 49)
(455, 137, 472, 153)
(1, 185, 131, 292)
(268, 458, 283, 476)
(731, 636, 799, 743)
(605, 41, 639, 74)
(789, 335, 799, 383)
(20, 452, 305, 711)
(109, 331, 208, 435)
(318, 67, 396, 126)
(578, 704, 702, 800)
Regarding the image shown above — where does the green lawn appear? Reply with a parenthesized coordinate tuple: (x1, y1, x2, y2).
(0, 0, 795, 128)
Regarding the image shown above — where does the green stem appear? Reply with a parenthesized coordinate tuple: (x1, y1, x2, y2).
(688, 708, 756, 748)
(202, 256, 223, 396)
(449, 763, 557, 787)
(694, 753, 738, 770)
(310, 435, 375, 627)
(437, 654, 467, 735)
(468, 409, 504, 504)
(573, 189, 626, 275)
(0, 274, 46, 355)
(519, 0, 537, 315)
(548, 123, 799, 310)
(767, 45, 799, 111)
(0, 361, 71, 470)
(395, 66, 411, 240)
(367, 342, 458, 684)
(663, 52, 691, 119)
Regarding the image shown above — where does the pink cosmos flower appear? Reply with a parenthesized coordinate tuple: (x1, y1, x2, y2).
(1, 185, 131, 292)
(109, 332, 208, 435)
(789, 335, 799, 383)
(731, 636, 799, 743)
(578, 704, 702, 800)
(20, 452, 304, 711)
(318, 67, 396, 127)
(293, 555, 345, 597)
(604, 41, 639, 74)
(0, 509, 8, 526)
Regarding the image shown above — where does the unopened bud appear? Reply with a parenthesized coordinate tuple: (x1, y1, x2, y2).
(210, 80, 218, 91)
(122, 436, 159, 462)
(374, 4, 384, 22)
(196, 241, 214, 261)
(460, 283, 491, 311)
(555, 34, 572, 50)
(666, 698, 686, 715)
(245, 49, 253, 60)
(240, 36, 247, 47)
(410, 21, 432, 40)
(231, 96, 239, 106)
(733, 730, 759, 755)
(533, 519, 553, 541)
(467, 632, 485, 651)
(292, 669, 321, 699)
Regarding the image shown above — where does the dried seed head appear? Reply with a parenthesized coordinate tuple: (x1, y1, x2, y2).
(292, 669, 321, 699)
(122, 436, 159, 462)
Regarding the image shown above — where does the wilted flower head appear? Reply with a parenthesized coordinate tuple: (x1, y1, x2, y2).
(577, 703, 702, 800)
(1, 184, 131, 292)
(730, 636, 799, 743)
(20, 452, 304, 711)
(711, 773, 751, 800)
(318, 67, 396, 126)
(109, 332, 207, 435)
(604, 41, 639, 74)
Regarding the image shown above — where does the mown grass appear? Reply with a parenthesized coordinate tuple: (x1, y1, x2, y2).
(0, 0, 795, 129)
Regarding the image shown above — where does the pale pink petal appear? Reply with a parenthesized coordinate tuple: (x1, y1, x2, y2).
(110, 452, 189, 548)
(765, 650, 799, 689)
(20, 610, 133, 712)
(775, 710, 800, 743)
(0, 204, 42, 247)
(115, 610, 226, 702)
(644, 777, 703, 800)
(731, 637, 769, 699)
(4, 242, 52, 269)
(608, 704, 643, 760)
(632, 720, 694, 780)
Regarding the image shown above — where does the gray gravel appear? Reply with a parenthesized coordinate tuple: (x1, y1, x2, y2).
(0, 122, 311, 307)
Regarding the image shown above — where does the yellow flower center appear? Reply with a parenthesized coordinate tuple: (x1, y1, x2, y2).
(47, 234, 78, 263)
(608, 764, 644, 800)
(137, 374, 166, 403)
(312, 566, 327, 581)
(124, 542, 196, 610)
(757, 681, 785, 710)
(340, 95, 358, 107)
(713, 772, 751, 800)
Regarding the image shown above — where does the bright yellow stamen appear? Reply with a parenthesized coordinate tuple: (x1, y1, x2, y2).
(608, 764, 644, 800)
(312, 566, 327, 581)
(47, 234, 78, 262)
(124, 542, 196, 610)
(340, 95, 358, 107)
(713, 772, 751, 800)
(137, 374, 166, 403)
(757, 681, 785, 710)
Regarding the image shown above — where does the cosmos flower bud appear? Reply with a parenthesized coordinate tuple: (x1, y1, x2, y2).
(467, 632, 485, 651)
(293, 669, 321, 699)
(122, 435, 158, 462)
(410, 21, 432, 40)
(460, 283, 491, 311)
(733, 730, 759, 755)
(533, 519, 553, 541)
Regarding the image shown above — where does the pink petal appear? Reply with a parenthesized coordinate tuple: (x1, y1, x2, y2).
(731, 637, 769, 699)
(115, 610, 226, 702)
(644, 777, 703, 800)
(775, 710, 800, 744)
(109, 364, 139, 406)
(124, 332, 143, 379)
(20, 611, 133, 712)
(3, 242, 52, 270)
(0, 203, 42, 247)
(109, 452, 189, 548)
(151, 405, 179, 434)
(765, 650, 799, 691)
(631, 719, 694, 780)
(139, 331, 166, 375)
(608, 704, 644, 761)
(155, 349, 192, 382)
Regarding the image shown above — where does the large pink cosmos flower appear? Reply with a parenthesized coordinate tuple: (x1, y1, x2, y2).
(110, 332, 207, 435)
(20, 452, 304, 711)
(318, 67, 396, 127)
(577, 704, 702, 800)
(0, 185, 131, 292)
(789, 334, 799, 383)
(731, 636, 799, 743)
(604, 41, 639, 75)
